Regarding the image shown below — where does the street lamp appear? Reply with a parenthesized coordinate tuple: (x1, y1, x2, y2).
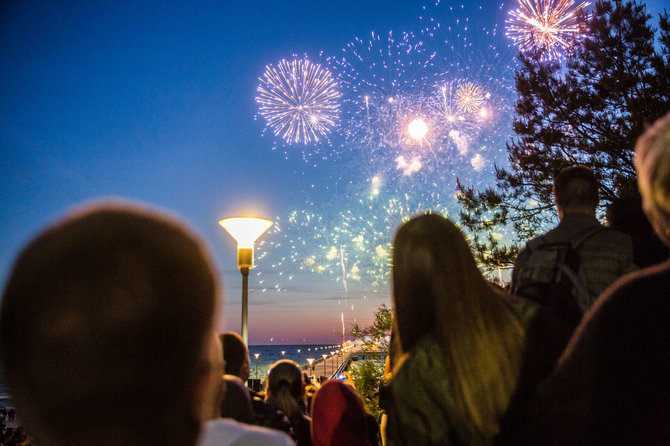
(307, 358, 315, 376)
(254, 353, 260, 379)
(219, 217, 272, 345)
(330, 351, 335, 370)
(322, 354, 328, 377)
(281, 350, 286, 357)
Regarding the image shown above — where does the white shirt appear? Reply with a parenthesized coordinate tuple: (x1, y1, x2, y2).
(197, 418, 295, 446)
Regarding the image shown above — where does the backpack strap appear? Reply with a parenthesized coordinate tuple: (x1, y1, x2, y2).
(527, 224, 606, 252)
(514, 224, 607, 312)
(568, 224, 607, 250)
(525, 234, 549, 252)
(511, 235, 549, 293)
(559, 224, 607, 313)
(553, 224, 606, 281)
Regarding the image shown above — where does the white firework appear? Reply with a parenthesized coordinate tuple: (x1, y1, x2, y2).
(256, 59, 341, 144)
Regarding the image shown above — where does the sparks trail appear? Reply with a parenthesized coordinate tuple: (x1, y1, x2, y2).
(506, 0, 590, 61)
(339, 245, 348, 297)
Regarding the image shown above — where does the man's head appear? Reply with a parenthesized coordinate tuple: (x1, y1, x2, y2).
(0, 202, 219, 446)
(553, 165, 599, 219)
(221, 332, 250, 383)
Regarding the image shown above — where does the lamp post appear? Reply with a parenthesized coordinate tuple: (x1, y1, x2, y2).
(322, 354, 328, 377)
(254, 353, 260, 379)
(219, 217, 272, 345)
(281, 350, 286, 357)
(307, 358, 315, 376)
(330, 351, 335, 370)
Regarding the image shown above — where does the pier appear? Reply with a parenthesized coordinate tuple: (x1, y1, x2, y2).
(302, 349, 386, 381)
(246, 348, 387, 391)
(303, 350, 347, 380)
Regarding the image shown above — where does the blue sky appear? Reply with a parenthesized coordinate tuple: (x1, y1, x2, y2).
(1, 0, 667, 344)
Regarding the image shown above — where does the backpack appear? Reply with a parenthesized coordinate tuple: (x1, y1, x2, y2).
(512, 225, 606, 329)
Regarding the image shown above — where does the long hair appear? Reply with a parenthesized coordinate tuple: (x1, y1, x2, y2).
(392, 213, 526, 439)
(266, 360, 305, 420)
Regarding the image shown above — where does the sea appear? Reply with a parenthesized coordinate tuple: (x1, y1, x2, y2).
(0, 366, 10, 410)
(0, 344, 341, 410)
(247, 343, 342, 380)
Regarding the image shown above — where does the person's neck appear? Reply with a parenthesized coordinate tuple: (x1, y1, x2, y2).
(558, 208, 596, 221)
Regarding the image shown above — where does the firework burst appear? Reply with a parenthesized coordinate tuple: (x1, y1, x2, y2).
(430, 80, 488, 131)
(256, 58, 342, 145)
(506, 0, 590, 61)
(256, 186, 454, 293)
(254, 1, 522, 297)
(330, 31, 437, 155)
(455, 81, 488, 112)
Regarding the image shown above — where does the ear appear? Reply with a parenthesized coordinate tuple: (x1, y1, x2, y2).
(240, 356, 250, 382)
(640, 197, 670, 246)
(647, 210, 670, 246)
(194, 330, 225, 421)
(555, 203, 564, 219)
(191, 360, 214, 421)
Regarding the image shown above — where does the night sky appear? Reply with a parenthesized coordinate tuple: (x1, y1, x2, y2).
(1, 0, 666, 344)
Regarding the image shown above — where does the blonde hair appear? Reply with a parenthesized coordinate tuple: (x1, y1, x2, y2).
(392, 214, 526, 440)
(635, 110, 670, 237)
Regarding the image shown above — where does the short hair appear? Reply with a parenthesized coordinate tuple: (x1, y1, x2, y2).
(221, 332, 248, 379)
(636, 110, 670, 227)
(553, 165, 599, 211)
(0, 202, 219, 446)
(220, 375, 254, 424)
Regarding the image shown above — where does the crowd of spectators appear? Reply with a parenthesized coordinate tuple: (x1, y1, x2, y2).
(1, 110, 669, 445)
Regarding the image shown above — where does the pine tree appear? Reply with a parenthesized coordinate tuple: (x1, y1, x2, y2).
(458, 0, 670, 275)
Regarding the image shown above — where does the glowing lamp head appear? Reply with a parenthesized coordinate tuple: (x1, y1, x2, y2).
(307, 358, 315, 365)
(408, 118, 428, 140)
(219, 217, 272, 269)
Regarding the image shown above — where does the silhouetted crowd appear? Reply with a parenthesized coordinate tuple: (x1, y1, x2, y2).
(1, 110, 669, 446)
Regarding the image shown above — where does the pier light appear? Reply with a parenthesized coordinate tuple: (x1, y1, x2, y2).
(253, 353, 261, 379)
(219, 217, 272, 345)
(307, 358, 315, 375)
(322, 354, 328, 377)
